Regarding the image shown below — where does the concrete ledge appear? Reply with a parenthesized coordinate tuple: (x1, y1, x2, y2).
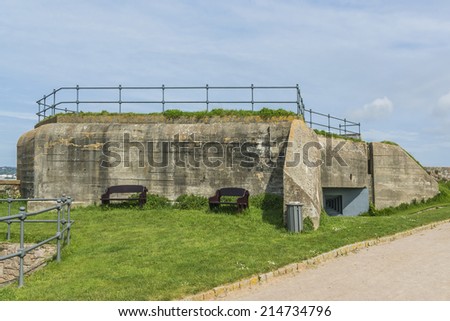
(182, 218, 450, 301)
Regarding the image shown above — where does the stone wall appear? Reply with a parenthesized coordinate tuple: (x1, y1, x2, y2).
(0, 243, 56, 285)
(425, 167, 450, 181)
(0, 180, 20, 198)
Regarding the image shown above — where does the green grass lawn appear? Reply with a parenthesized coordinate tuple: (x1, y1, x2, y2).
(1, 183, 450, 300)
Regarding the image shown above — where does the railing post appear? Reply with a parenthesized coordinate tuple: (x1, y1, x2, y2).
(7, 198, 11, 217)
(251, 84, 254, 111)
(52, 89, 56, 116)
(162, 84, 165, 112)
(66, 196, 72, 245)
(56, 199, 62, 262)
(18, 206, 26, 287)
(328, 114, 331, 133)
(206, 84, 209, 112)
(344, 118, 347, 136)
(6, 221, 11, 240)
(118, 84, 122, 114)
(6, 198, 12, 240)
(61, 194, 67, 241)
(296, 84, 301, 115)
(76, 85, 80, 114)
(309, 109, 313, 128)
(43, 95, 47, 119)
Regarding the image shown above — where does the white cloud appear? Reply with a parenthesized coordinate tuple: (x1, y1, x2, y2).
(433, 91, 450, 116)
(350, 97, 394, 121)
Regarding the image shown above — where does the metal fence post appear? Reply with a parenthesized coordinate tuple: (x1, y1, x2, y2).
(161, 84, 165, 112)
(309, 109, 313, 127)
(66, 196, 72, 245)
(76, 85, 80, 113)
(42, 95, 46, 119)
(6, 220, 11, 240)
(6, 197, 11, 240)
(298, 84, 306, 116)
(206, 84, 209, 112)
(251, 84, 254, 111)
(118, 84, 122, 113)
(56, 199, 62, 262)
(52, 89, 56, 116)
(60, 195, 67, 242)
(18, 206, 26, 287)
(7, 198, 11, 217)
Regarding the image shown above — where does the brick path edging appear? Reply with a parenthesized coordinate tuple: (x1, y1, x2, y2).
(182, 218, 450, 301)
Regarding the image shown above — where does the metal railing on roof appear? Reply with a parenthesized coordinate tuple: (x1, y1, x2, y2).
(36, 84, 360, 138)
(36, 84, 305, 120)
(305, 108, 361, 138)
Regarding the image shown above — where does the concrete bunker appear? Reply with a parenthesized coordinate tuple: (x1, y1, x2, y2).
(17, 113, 440, 228)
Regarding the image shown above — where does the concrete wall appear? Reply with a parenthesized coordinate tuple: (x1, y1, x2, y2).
(283, 120, 322, 227)
(17, 119, 291, 202)
(17, 117, 440, 225)
(371, 142, 439, 209)
(318, 137, 439, 214)
(17, 129, 35, 197)
(318, 136, 369, 189)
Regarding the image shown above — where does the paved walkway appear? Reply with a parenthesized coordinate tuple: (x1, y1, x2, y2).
(222, 222, 450, 301)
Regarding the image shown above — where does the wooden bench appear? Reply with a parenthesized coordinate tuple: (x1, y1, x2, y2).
(208, 187, 249, 211)
(100, 185, 148, 208)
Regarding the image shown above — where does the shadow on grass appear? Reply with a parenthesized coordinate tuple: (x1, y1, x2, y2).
(255, 193, 284, 229)
(208, 205, 248, 215)
(261, 208, 284, 228)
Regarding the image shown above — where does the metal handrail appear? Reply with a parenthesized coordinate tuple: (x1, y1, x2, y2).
(0, 196, 73, 287)
(305, 108, 361, 138)
(36, 84, 306, 120)
(36, 84, 361, 138)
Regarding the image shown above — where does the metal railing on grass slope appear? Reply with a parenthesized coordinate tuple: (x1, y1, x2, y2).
(0, 196, 73, 287)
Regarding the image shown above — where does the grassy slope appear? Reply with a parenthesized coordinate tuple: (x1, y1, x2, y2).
(0, 183, 449, 300)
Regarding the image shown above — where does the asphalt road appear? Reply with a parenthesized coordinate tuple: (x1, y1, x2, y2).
(222, 222, 450, 301)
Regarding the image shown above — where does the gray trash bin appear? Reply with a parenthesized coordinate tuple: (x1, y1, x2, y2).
(286, 202, 303, 232)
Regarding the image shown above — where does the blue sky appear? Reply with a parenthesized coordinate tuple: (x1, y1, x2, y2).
(1, 0, 449, 166)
